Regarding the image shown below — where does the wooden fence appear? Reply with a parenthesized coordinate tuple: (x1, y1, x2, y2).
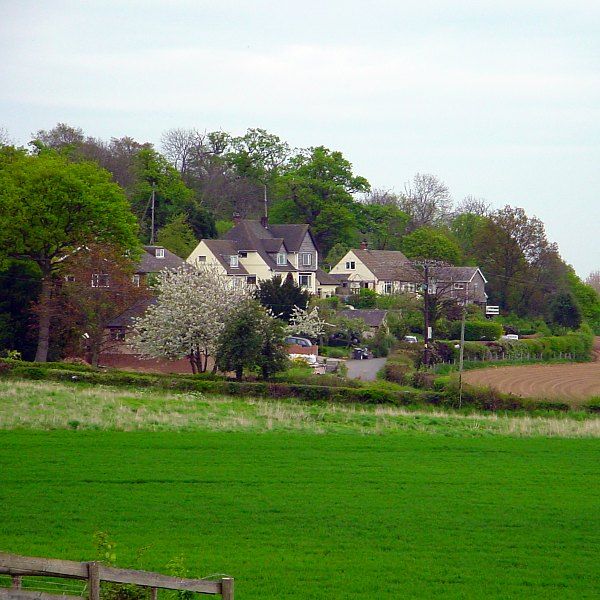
(0, 554, 233, 600)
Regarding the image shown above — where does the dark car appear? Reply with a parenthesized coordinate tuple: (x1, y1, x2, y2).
(284, 336, 313, 348)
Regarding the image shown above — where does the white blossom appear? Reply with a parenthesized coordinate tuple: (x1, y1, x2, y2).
(286, 305, 327, 339)
(132, 265, 249, 372)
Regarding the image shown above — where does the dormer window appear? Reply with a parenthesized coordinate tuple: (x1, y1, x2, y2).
(155, 248, 165, 258)
(230, 255, 239, 268)
(277, 252, 287, 266)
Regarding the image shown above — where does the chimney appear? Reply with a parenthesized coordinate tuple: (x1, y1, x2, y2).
(260, 215, 268, 229)
(360, 240, 368, 250)
(232, 212, 242, 225)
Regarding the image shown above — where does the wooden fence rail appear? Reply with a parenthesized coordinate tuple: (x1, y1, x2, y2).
(0, 554, 233, 600)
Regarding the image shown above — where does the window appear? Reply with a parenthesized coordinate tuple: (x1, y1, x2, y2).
(65, 275, 75, 283)
(345, 261, 356, 270)
(229, 255, 239, 268)
(384, 281, 394, 294)
(132, 274, 140, 287)
(277, 252, 287, 265)
(299, 274, 311, 288)
(246, 276, 257, 286)
(197, 255, 206, 262)
(401, 282, 416, 293)
(301, 252, 312, 266)
(454, 283, 465, 290)
(91, 273, 109, 288)
(239, 251, 247, 258)
(155, 248, 165, 258)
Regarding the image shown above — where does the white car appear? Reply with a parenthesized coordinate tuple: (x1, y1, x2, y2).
(403, 335, 418, 344)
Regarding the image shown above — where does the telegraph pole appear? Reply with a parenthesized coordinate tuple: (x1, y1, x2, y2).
(149, 181, 156, 245)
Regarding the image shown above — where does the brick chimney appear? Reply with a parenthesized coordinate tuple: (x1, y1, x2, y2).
(360, 240, 368, 250)
(232, 212, 242, 225)
(260, 215, 268, 229)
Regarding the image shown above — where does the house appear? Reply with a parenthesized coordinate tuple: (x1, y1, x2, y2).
(187, 217, 322, 294)
(134, 245, 186, 286)
(337, 309, 389, 338)
(330, 244, 488, 305)
(329, 245, 421, 295)
(429, 266, 488, 306)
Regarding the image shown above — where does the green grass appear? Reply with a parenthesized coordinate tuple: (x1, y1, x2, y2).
(0, 430, 599, 599)
(1, 379, 599, 437)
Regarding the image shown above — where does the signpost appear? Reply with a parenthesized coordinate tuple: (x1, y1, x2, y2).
(485, 305, 500, 316)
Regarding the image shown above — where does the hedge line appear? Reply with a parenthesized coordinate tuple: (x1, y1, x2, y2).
(1, 360, 591, 413)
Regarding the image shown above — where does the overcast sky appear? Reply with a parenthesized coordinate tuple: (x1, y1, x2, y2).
(1, 0, 598, 277)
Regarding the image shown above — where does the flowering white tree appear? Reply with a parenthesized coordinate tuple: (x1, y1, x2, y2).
(133, 265, 248, 373)
(286, 305, 327, 339)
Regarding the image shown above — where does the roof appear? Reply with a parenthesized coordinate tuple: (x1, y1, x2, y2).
(137, 246, 185, 274)
(203, 239, 249, 275)
(430, 266, 487, 283)
(315, 268, 339, 286)
(222, 220, 314, 272)
(338, 309, 389, 327)
(108, 297, 156, 328)
(351, 249, 421, 282)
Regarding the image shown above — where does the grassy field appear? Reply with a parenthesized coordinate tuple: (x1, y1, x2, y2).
(1, 379, 599, 598)
(1, 379, 600, 438)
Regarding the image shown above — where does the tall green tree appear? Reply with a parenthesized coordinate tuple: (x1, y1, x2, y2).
(255, 275, 309, 322)
(0, 147, 139, 362)
(156, 214, 198, 259)
(401, 227, 462, 264)
(549, 292, 582, 330)
(271, 146, 370, 254)
(216, 299, 288, 380)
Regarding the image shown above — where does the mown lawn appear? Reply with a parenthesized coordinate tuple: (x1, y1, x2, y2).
(0, 430, 598, 599)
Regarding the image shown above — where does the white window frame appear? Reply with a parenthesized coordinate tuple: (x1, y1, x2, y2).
(277, 252, 287, 266)
(384, 281, 394, 294)
(91, 273, 110, 288)
(299, 273, 312, 288)
(155, 248, 165, 258)
(197, 255, 206, 262)
(301, 252, 312, 266)
(454, 283, 465, 290)
(229, 255, 239, 268)
(132, 274, 140, 287)
(345, 261, 356, 270)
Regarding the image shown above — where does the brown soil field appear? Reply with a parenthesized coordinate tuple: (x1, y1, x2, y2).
(462, 337, 600, 403)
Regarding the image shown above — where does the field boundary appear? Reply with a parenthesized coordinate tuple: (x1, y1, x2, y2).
(0, 553, 233, 600)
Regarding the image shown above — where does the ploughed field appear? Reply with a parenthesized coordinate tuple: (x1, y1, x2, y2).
(463, 362, 600, 402)
(1, 429, 599, 599)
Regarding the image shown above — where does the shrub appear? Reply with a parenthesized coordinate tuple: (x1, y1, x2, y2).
(384, 361, 412, 384)
(319, 346, 349, 359)
(347, 288, 378, 309)
(369, 328, 396, 357)
(448, 320, 503, 341)
(410, 371, 435, 389)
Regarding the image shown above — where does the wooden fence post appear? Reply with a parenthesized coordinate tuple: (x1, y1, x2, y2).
(150, 588, 158, 600)
(87, 562, 100, 600)
(221, 577, 234, 600)
(11, 576, 22, 589)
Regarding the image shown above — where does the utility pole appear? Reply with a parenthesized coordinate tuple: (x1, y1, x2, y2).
(458, 305, 466, 407)
(149, 181, 156, 245)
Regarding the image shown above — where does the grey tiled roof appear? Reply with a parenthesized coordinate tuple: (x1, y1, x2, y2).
(203, 240, 250, 275)
(338, 309, 388, 327)
(137, 246, 185, 274)
(315, 268, 339, 285)
(430, 266, 486, 283)
(108, 297, 156, 328)
(352, 249, 421, 282)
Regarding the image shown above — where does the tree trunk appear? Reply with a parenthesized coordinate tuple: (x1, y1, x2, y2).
(34, 275, 53, 363)
(236, 366, 243, 381)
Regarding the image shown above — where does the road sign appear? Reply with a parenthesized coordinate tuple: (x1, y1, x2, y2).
(486, 305, 500, 315)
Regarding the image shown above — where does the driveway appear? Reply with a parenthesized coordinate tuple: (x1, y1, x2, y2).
(345, 357, 387, 381)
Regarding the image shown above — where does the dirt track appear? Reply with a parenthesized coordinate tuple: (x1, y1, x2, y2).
(462, 337, 600, 402)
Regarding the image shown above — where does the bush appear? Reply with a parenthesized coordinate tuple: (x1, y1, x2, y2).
(319, 346, 349, 359)
(448, 320, 503, 341)
(384, 361, 412, 384)
(410, 371, 435, 389)
(369, 328, 396, 358)
(347, 288, 378, 309)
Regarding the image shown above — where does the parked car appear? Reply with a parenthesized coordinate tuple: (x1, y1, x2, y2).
(352, 347, 371, 360)
(285, 336, 313, 347)
(403, 335, 418, 344)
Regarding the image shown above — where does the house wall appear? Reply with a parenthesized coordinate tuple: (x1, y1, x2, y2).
(239, 251, 273, 282)
(297, 234, 318, 271)
(330, 251, 378, 288)
(186, 241, 228, 274)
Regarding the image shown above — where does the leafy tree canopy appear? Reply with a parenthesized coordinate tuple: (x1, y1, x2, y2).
(255, 275, 309, 322)
(401, 227, 462, 264)
(156, 214, 198, 259)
